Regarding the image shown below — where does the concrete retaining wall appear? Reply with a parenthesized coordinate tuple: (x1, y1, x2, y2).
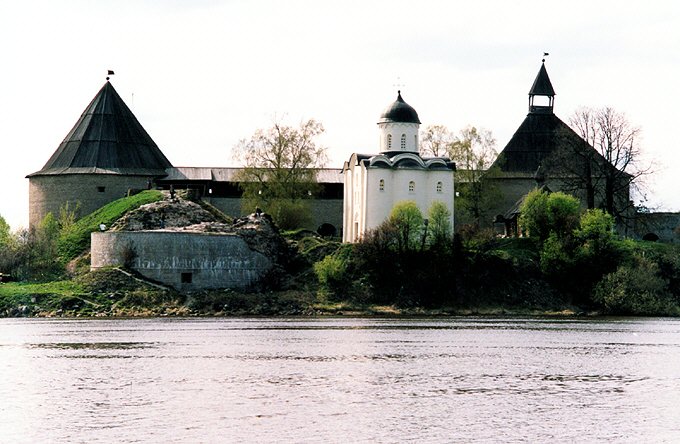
(91, 231, 273, 291)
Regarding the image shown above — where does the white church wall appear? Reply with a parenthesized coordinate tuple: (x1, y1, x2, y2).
(378, 122, 419, 152)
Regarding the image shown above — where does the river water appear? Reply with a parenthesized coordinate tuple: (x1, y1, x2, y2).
(1, 317, 680, 443)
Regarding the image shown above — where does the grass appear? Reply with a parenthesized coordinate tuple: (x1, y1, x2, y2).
(57, 190, 164, 261)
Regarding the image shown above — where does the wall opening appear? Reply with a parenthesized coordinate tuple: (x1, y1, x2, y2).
(97, 186, 106, 193)
(181, 272, 193, 283)
(642, 233, 660, 242)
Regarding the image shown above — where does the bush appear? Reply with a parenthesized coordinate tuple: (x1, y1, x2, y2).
(520, 189, 580, 242)
(313, 244, 360, 301)
(266, 199, 312, 230)
(593, 255, 678, 315)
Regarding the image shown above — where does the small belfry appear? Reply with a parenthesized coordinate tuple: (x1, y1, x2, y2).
(342, 91, 455, 243)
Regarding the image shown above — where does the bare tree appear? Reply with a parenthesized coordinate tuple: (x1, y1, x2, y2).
(419, 124, 454, 157)
(556, 107, 649, 221)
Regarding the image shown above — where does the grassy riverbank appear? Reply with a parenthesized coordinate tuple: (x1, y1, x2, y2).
(0, 266, 584, 318)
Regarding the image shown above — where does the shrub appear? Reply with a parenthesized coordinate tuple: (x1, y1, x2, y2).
(313, 244, 357, 300)
(520, 189, 580, 242)
(593, 255, 677, 315)
(428, 201, 452, 247)
(266, 199, 312, 230)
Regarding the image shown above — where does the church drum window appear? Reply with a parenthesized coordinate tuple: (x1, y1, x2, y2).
(379, 179, 385, 191)
(436, 181, 443, 193)
(387, 134, 392, 149)
(408, 181, 415, 193)
(401, 134, 406, 150)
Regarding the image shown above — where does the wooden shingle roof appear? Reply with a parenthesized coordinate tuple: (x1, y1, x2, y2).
(29, 81, 172, 177)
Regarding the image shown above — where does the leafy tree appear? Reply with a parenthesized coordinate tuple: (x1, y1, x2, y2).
(427, 201, 452, 247)
(233, 118, 328, 229)
(575, 209, 615, 254)
(448, 126, 500, 228)
(519, 189, 580, 242)
(389, 201, 424, 252)
(0, 215, 11, 249)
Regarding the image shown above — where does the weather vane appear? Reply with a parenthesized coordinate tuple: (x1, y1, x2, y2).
(542, 52, 549, 63)
(106, 69, 115, 81)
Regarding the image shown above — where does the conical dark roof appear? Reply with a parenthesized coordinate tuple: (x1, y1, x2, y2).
(491, 112, 584, 173)
(378, 91, 421, 124)
(529, 63, 555, 97)
(29, 81, 172, 177)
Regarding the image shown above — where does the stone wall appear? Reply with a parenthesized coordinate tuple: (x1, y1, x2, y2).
(91, 231, 273, 291)
(631, 213, 680, 243)
(29, 174, 154, 227)
(206, 197, 343, 234)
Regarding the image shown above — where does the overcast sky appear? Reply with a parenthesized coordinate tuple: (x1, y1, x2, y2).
(1, 0, 678, 229)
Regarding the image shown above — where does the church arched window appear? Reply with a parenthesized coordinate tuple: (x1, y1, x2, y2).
(387, 134, 392, 149)
(379, 179, 385, 191)
(401, 134, 406, 150)
(436, 181, 443, 193)
(408, 181, 415, 193)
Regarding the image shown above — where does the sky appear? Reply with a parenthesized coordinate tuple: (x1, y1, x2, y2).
(1, 0, 679, 229)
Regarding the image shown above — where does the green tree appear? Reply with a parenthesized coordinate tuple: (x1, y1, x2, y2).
(519, 189, 580, 242)
(448, 126, 500, 228)
(0, 215, 11, 248)
(427, 201, 452, 247)
(233, 118, 328, 229)
(389, 201, 424, 252)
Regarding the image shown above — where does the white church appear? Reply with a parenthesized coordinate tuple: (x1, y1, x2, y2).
(342, 91, 456, 242)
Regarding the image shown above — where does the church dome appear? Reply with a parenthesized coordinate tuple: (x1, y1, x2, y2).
(378, 91, 421, 124)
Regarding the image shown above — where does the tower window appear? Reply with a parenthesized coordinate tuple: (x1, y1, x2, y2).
(408, 181, 415, 193)
(379, 179, 385, 191)
(401, 134, 406, 150)
(436, 181, 443, 193)
(387, 134, 392, 149)
(97, 186, 106, 193)
(181, 272, 193, 284)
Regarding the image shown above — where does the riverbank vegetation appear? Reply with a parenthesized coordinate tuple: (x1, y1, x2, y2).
(1, 189, 680, 317)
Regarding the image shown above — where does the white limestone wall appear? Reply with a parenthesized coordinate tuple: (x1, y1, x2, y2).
(91, 231, 272, 291)
(365, 168, 454, 233)
(378, 122, 419, 153)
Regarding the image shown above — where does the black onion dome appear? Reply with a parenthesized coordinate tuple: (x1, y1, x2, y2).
(378, 91, 421, 124)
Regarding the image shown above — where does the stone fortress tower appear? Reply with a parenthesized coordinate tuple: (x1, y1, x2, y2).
(27, 80, 172, 227)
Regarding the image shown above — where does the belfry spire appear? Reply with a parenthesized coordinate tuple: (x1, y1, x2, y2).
(528, 59, 555, 114)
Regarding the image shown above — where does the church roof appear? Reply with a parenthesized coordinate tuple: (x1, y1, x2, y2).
(378, 91, 421, 124)
(28, 81, 172, 177)
(529, 63, 555, 97)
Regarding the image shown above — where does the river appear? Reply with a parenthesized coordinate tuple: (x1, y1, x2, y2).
(1, 317, 679, 443)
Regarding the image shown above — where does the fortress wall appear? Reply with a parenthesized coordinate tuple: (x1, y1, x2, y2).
(91, 231, 272, 291)
(206, 197, 343, 233)
(29, 175, 154, 227)
(631, 213, 680, 243)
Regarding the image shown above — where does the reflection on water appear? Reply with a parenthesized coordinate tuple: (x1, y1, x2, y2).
(1, 317, 680, 443)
